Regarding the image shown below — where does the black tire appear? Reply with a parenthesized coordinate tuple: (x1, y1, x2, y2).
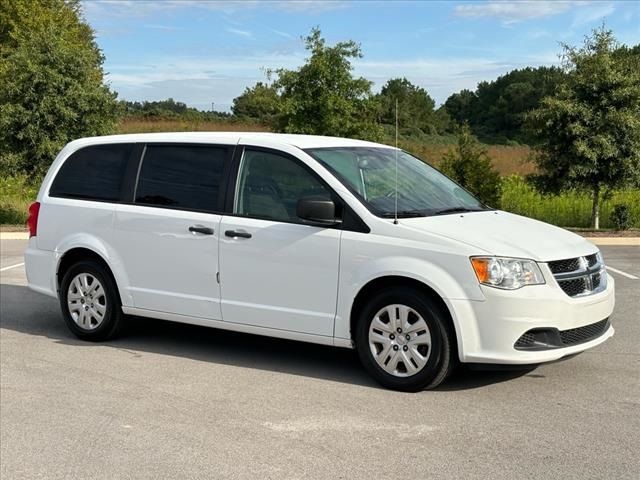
(355, 287, 456, 392)
(59, 260, 124, 341)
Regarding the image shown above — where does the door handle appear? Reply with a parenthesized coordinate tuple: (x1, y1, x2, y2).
(189, 225, 214, 235)
(225, 230, 252, 239)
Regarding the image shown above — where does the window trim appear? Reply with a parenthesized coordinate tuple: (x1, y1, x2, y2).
(48, 142, 138, 204)
(129, 142, 235, 215)
(225, 145, 369, 233)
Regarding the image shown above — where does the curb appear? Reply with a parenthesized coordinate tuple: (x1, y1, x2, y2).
(1, 231, 639, 245)
(0, 232, 29, 240)
(585, 237, 640, 246)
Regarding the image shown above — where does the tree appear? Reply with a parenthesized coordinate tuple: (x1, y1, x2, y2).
(527, 28, 640, 229)
(0, 0, 118, 176)
(444, 67, 565, 143)
(444, 89, 476, 126)
(231, 82, 280, 124)
(440, 124, 501, 207)
(432, 106, 455, 135)
(269, 27, 381, 140)
(376, 78, 436, 133)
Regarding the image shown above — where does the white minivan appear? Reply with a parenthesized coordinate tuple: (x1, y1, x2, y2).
(25, 132, 615, 391)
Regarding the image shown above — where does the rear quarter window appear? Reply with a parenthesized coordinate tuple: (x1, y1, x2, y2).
(49, 144, 132, 201)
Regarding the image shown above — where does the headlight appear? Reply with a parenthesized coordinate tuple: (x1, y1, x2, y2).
(470, 256, 545, 289)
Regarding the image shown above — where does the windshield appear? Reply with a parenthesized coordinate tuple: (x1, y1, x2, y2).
(306, 147, 487, 218)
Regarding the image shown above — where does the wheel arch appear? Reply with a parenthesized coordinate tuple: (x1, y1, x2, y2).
(57, 248, 109, 286)
(349, 275, 461, 360)
(55, 244, 128, 305)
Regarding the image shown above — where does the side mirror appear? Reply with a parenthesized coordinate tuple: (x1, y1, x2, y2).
(296, 196, 340, 226)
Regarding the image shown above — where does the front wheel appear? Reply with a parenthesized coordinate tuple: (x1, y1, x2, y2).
(355, 288, 456, 391)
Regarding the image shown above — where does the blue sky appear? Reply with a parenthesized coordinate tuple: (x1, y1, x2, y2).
(82, 0, 640, 111)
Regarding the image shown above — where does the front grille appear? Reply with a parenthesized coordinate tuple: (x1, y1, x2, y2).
(514, 332, 536, 348)
(559, 318, 610, 346)
(547, 253, 606, 297)
(514, 318, 610, 350)
(549, 258, 581, 274)
(560, 278, 588, 296)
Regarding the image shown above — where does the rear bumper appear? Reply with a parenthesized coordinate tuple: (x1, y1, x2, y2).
(24, 239, 58, 298)
(451, 273, 615, 365)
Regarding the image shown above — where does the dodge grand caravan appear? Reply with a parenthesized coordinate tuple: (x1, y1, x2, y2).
(25, 133, 615, 391)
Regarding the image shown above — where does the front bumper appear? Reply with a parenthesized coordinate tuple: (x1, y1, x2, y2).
(450, 272, 615, 365)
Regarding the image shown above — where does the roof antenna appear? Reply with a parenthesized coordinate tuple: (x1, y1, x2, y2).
(393, 98, 399, 225)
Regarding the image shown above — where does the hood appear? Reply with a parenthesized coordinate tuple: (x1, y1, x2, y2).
(399, 210, 597, 262)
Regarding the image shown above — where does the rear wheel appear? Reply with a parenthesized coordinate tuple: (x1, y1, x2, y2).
(59, 260, 123, 341)
(355, 287, 455, 391)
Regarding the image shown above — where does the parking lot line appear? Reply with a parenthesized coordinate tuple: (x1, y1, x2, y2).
(0, 262, 24, 272)
(607, 266, 639, 280)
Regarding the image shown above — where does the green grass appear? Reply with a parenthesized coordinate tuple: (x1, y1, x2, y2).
(0, 175, 39, 225)
(501, 176, 640, 229)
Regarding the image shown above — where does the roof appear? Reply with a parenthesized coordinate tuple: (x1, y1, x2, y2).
(66, 132, 395, 150)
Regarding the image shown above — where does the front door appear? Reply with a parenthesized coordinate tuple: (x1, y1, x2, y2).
(219, 148, 341, 337)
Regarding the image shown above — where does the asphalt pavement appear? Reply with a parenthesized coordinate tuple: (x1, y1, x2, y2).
(1, 239, 638, 479)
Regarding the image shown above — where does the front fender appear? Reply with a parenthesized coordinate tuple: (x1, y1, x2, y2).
(350, 255, 483, 302)
(334, 248, 486, 351)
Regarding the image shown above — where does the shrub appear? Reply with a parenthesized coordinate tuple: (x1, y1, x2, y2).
(0, 174, 39, 225)
(440, 124, 501, 207)
(611, 204, 631, 231)
(501, 176, 640, 228)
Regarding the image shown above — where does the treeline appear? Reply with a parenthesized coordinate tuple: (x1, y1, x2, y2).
(119, 98, 232, 120)
(114, 31, 640, 149)
(445, 44, 640, 144)
(232, 76, 454, 140)
(230, 35, 639, 146)
(444, 67, 566, 144)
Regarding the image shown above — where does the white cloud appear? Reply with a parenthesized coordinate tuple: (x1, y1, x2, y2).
(105, 54, 303, 89)
(269, 0, 349, 13)
(570, 2, 615, 28)
(143, 24, 181, 31)
(226, 27, 253, 38)
(270, 29, 294, 39)
(454, 1, 576, 24)
(355, 54, 559, 103)
(526, 29, 553, 40)
(105, 50, 561, 110)
(82, 0, 347, 18)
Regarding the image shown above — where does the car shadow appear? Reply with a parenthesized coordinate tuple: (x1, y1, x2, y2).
(0, 284, 532, 391)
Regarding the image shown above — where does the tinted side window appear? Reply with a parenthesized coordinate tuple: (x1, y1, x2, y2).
(50, 144, 132, 201)
(135, 145, 227, 213)
(235, 149, 333, 223)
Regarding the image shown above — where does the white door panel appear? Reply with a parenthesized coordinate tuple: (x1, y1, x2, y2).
(219, 216, 341, 336)
(114, 204, 222, 319)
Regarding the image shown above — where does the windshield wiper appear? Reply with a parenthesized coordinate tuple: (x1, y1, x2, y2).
(431, 207, 486, 216)
(379, 210, 426, 218)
